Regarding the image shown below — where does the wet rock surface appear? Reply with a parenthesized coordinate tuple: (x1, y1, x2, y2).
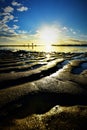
(0, 50, 87, 130)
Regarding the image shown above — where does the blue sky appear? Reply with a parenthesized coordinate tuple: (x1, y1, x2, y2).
(0, 0, 87, 45)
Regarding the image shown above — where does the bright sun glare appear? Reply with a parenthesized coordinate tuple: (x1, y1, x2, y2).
(39, 26, 58, 45)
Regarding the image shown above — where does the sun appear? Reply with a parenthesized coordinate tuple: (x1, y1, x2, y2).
(39, 26, 58, 45)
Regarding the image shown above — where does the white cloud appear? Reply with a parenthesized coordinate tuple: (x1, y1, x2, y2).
(3, 6, 14, 13)
(73, 31, 76, 34)
(12, 1, 21, 6)
(0, 23, 8, 30)
(62, 26, 68, 31)
(1, 12, 10, 16)
(13, 24, 19, 29)
(70, 28, 73, 32)
(2, 14, 14, 23)
(9, 15, 14, 20)
(18, 30, 27, 34)
(17, 6, 28, 12)
(8, 29, 15, 33)
(0, 1, 29, 40)
(70, 28, 76, 34)
(0, 22, 17, 37)
(14, 19, 18, 22)
(0, 27, 16, 37)
(3, 16, 9, 22)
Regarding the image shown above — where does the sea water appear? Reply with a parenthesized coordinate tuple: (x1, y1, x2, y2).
(0, 45, 87, 53)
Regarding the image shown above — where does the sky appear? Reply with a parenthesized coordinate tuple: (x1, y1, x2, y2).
(0, 0, 87, 45)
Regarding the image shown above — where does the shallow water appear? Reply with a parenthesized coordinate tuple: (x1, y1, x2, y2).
(0, 49, 87, 89)
(72, 62, 87, 74)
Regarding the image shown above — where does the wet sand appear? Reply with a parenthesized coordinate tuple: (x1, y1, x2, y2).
(0, 50, 87, 130)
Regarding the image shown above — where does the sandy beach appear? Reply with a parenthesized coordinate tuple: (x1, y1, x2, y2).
(0, 50, 87, 130)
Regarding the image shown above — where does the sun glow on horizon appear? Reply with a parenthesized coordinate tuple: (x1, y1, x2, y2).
(39, 26, 59, 46)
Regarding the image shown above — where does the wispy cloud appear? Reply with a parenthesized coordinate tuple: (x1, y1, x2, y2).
(11, 1, 29, 12)
(62, 26, 68, 31)
(0, 4, 16, 37)
(0, 23, 8, 30)
(2, 14, 14, 23)
(0, 22, 17, 37)
(1, 6, 14, 23)
(17, 6, 28, 12)
(14, 19, 18, 22)
(18, 30, 27, 34)
(79, 34, 87, 40)
(0, 0, 29, 40)
(60, 39, 87, 45)
(70, 28, 77, 35)
(73, 31, 76, 34)
(3, 6, 14, 13)
(0, 30, 16, 37)
(13, 24, 19, 30)
(1, 12, 10, 16)
(12, 1, 21, 6)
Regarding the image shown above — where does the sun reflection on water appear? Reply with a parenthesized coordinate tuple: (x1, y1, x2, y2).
(46, 53, 50, 59)
(44, 45, 52, 52)
(1, 45, 87, 53)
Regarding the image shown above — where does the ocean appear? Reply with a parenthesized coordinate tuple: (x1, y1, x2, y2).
(0, 45, 87, 53)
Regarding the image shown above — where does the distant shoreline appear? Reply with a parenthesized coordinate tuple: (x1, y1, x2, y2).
(0, 45, 37, 47)
(0, 44, 87, 47)
(52, 44, 87, 46)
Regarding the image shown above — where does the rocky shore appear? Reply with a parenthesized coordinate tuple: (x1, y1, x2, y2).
(0, 50, 87, 130)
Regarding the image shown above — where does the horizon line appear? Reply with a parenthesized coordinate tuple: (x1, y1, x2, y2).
(0, 44, 87, 47)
